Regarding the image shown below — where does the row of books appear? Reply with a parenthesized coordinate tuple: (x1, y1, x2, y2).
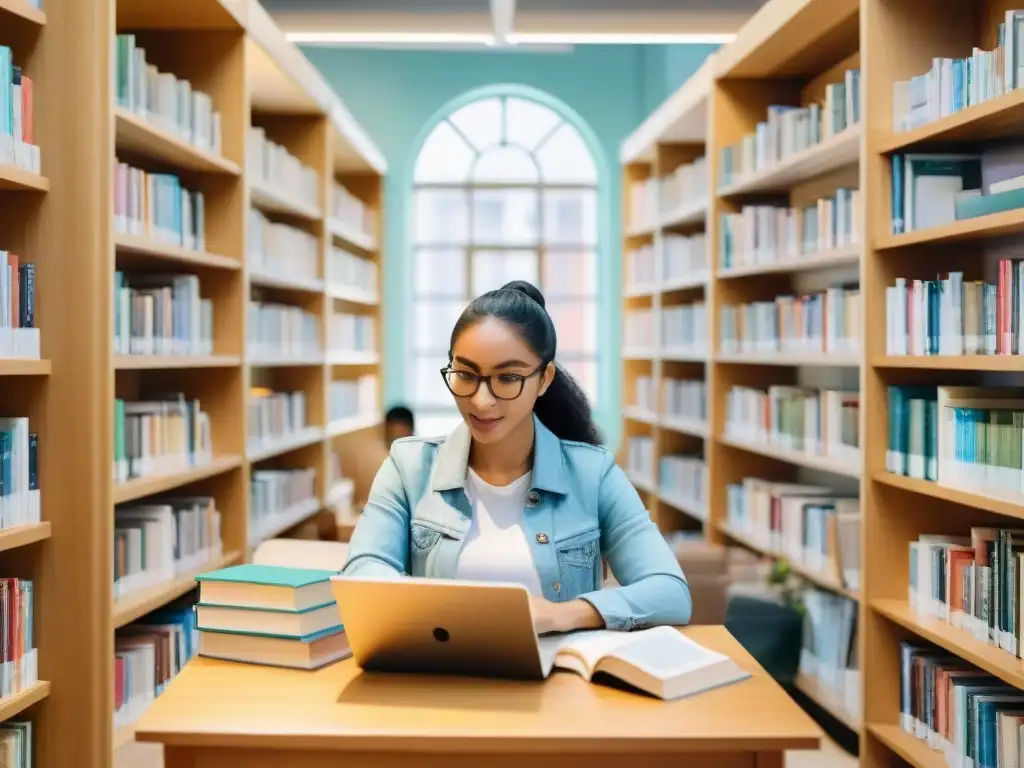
(0, 579, 37, 701)
(662, 302, 707, 353)
(886, 385, 1024, 494)
(628, 177, 657, 233)
(725, 385, 861, 463)
(114, 35, 222, 157)
(885, 266, 1024, 357)
(660, 156, 707, 216)
(113, 497, 222, 600)
(909, 527, 1024, 663)
(333, 184, 376, 241)
(659, 453, 706, 516)
(664, 378, 706, 423)
(892, 10, 1024, 133)
(330, 312, 376, 354)
(718, 189, 861, 271)
(626, 436, 655, 487)
(719, 285, 861, 356)
(631, 376, 658, 414)
(624, 308, 655, 350)
(248, 389, 307, 450)
(800, 587, 859, 723)
(328, 247, 377, 297)
(329, 375, 378, 423)
(113, 396, 212, 483)
(725, 478, 860, 592)
(113, 271, 213, 357)
(900, 640, 1024, 767)
(248, 301, 320, 361)
(248, 208, 319, 284)
(0, 418, 39, 531)
(115, 599, 197, 734)
(249, 468, 318, 545)
(0, 252, 37, 360)
(625, 244, 658, 289)
(247, 126, 319, 210)
(719, 68, 861, 188)
(0, 48, 37, 173)
(663, 233, 707, 285)
(114, 161, 206, 252)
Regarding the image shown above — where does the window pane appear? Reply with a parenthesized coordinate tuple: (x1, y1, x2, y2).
(414, 249, 466, 298)
(559, 358, 598, 404)
(536, 123, 597, 184)
(414, 300, 467, 353)
(543, 189, 597, 246)
(413, 357, 455, 408)
(548, 299, 597, 354)
(448, 98, 502, 151)
(414, 121, 475, 183)
(472, 250, 539, 295)
(472, 189, 539, 246)
(415, 190, 469, 245)
(414, 411, 464, 438)
(506, 98, 561, 151)
(472, 146, 538, 184)
(542, 249, 596, 298)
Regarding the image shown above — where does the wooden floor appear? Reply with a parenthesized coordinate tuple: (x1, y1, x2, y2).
(116, 736, 858, 768)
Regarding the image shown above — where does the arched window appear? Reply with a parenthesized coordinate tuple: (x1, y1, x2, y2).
(410, 93, 600, 436)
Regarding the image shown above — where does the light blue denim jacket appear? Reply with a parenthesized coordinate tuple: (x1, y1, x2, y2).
(342, 415, 692, 631)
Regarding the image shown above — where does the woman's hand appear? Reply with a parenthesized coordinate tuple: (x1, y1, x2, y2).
(529, 596, 605, 635)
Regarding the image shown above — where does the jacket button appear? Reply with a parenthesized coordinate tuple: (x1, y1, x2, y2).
(536, 532, 549, 544)
(526, 490, 540, 507)
(553, 581, 561, 592)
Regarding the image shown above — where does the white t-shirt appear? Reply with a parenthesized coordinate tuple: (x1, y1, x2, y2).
(454, 469, 544, 596)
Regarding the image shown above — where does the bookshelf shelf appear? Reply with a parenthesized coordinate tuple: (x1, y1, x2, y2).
(114, 107, 241, 176)
(250, 356, 326, 368)
(795, 672, 861, 733)
(326, 413, 381, 438)
(113, 723, 135, 752)
(0, 359, 50, 375)
(719, 524, 858, 600)
(0, 164, 49, 192)
(661, 200, 707, 229)
(0, 682, 50, 722)
(114, 232, 240, 271)
(112, 455, 244, 505)
(249, 182, 322, 223)
(660, 416, 709, 438)
(872, 598, 1024, 689)
(876, 208, 1024, 250)
(329, 218, 376, 252)
(0, 0, 45, 24)
(327, 284, 379, 306)
(718, 126, 860, 197)
(659, 492, 706, 522)
(871, 355, 1024, 371)
(623, 407, 658, 425)
(0, 522, 51, 552)
(328, 351, 381, 366)
(249, 271, 325, 294)
(719, 436, 860, 479)
(879, 88, 1024, 153)
(112, 550, 242, 630)
(246, 427, 325, 463)
(112, 355, 242, 370)
(873, 471, 1024, 524)
(715, 352, 860, 368)
(717, 246, 860, 279)
(661, 274, 708, 293)
(866, 723, 944, 768)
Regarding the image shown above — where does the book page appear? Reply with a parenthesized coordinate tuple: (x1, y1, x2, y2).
(602, 627, 728, 680)
(537, 629, 635, 676)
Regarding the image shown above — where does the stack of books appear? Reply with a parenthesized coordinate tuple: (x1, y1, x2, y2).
(194, 564, 349, 670)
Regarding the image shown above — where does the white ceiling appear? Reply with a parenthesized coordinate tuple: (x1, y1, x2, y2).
(260, 0, 766, 48)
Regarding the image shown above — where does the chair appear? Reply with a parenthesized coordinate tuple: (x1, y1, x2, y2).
(251, 538, 350, 571)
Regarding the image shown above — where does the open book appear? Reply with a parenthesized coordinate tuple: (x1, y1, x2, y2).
(538, 626, 751, 700)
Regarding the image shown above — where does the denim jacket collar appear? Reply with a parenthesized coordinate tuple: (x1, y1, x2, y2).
(430, 414, 568, 495)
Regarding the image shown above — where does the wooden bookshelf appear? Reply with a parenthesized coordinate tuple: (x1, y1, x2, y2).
(0, 0, 388, 764)
(620, 0, 865, 745)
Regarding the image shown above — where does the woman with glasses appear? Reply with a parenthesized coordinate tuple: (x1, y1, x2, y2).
(342, 280, 692, 635)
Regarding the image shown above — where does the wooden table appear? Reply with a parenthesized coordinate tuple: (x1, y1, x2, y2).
(136, 625, 821, 768)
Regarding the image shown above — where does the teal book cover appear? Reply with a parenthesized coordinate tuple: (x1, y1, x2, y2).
(195, 563, 336, 589)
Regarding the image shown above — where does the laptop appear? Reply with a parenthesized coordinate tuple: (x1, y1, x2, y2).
(330, 575, 548, 680)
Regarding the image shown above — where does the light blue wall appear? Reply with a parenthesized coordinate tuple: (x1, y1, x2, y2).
(304, 43, 716, 449)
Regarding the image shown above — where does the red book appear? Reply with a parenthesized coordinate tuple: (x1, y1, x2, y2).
(20, 77, 33, 145)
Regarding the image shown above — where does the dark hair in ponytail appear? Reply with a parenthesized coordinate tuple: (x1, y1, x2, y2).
(450, 280, 603, 446)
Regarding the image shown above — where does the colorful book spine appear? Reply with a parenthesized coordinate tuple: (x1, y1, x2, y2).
(800, 587, 860, 720)
(112, 396, 212, 483)
(247, 301, 321, 361)
(661, 302, 707, 354)
(248, 388, 308, 449)
(112, 271, 213, 357)
(0, 578, 37, 699)
(113, 161, 206, 250)
(662, 378, 706, 423)
(247, 126, 319, 208)
(0, 252, 37, 359)
(248, 208, 320, 282)
(0, 419, 40, 531)
(658, 454, 706, 517)
(249, 468, 318, 546)
(114, 35, 222, 155)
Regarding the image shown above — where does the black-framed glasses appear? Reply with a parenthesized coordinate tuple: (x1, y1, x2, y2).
(440, 364, 545, 401)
